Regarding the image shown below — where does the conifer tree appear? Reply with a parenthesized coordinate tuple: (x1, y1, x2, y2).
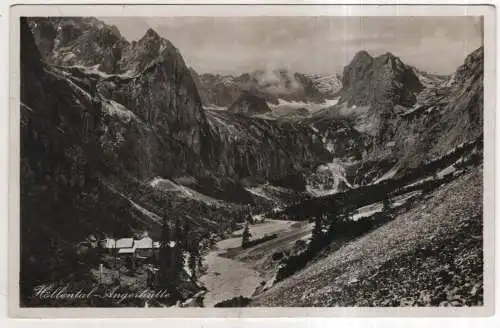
(309, 213, 326, 253)
(383, 198, 391, 212)
(171, 219, 185, 284)
(174, 218, 183, 246)
(241, 222, 252, 248)
(159, 217, 173, 287)
(182, 219, 191, 250)
(187, 238, 198, 280)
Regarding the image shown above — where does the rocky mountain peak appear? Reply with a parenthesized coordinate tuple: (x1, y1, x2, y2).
(120, 27, 179, 75)
(143, 27, 161, 39)
(341, 50, 374, 92)
(454, 46, 483, 87)
(351, 50, 373, 64)
(339, 50, 423, 108)
(376, 52, 404, 68)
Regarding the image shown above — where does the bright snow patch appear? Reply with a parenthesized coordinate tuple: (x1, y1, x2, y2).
(373, 163, 400, 184)
(267, 98, 339, 113)
(203, 104, 228, 111)
(246, 186, 275, 201)
(306, 161, 352, 196)
(302, 73, 342, 94)
(351, 203, 383, 221)
(149, 177, 221, 206)
(103, 99, 137, 122)
(437, 164, 457, 178)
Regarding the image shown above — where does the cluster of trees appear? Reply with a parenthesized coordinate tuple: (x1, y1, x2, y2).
(274, 135, 483, 224)
(214, 296, 252, 307)
(243, 233, 278, 249)
(156, 215, 202, 298)
(20, 88, 113, 305)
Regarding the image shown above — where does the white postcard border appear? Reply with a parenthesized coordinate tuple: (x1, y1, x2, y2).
(6, 2, 496, 319)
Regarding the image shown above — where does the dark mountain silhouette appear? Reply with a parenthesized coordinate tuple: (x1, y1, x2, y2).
(227, 91, 272, 115)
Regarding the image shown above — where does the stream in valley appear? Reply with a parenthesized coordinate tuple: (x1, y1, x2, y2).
(198, 220, 301, 307)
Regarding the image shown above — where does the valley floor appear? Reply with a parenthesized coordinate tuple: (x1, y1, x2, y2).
(250, 167, 484, 307)
(198, 249, 261, 307)
(199, 220, 311, 307)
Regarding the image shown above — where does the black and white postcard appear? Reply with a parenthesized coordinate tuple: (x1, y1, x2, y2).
(8, 3, 495, 318)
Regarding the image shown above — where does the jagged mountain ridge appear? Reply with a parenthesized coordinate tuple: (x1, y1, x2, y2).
(29, 17, 211, 181)
(29, 17, 333, 196)
(190, 67, 342, 109)
(28, 17, 179, 76)
(248, 49, 484, 305)
(369, 47, 484, 176)
(26, 16, 484, 196)
(305, 48, 483, 184)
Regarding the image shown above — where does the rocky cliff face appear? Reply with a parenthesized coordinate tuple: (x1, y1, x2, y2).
(28, 17, 125, 73)
(26, 17, 333, 196)
(29, 18, 210, 180)
(204, 110, 331, 190)
(390, 46, 484, 170)
(308, 48, 483, 184)
(338, 51, 423, 108)
(190, 69, 241, 108)
(20, 17, 161, 303)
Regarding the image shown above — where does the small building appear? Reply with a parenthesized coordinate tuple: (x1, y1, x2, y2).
(100, 238, 116, 251)
(135, 236, 154, 258)
(117, 246, 136, 255)
(99, 235, 162, 267)
(116, 238, 134, 249)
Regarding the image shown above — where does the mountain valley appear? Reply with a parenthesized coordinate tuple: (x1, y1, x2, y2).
(19, 16, 485, 308)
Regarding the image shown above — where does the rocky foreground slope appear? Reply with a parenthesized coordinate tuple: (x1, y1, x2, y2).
(252, 166, 483, 306)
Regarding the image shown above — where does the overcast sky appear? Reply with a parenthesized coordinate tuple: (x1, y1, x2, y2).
(101, 16, 483, 75)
